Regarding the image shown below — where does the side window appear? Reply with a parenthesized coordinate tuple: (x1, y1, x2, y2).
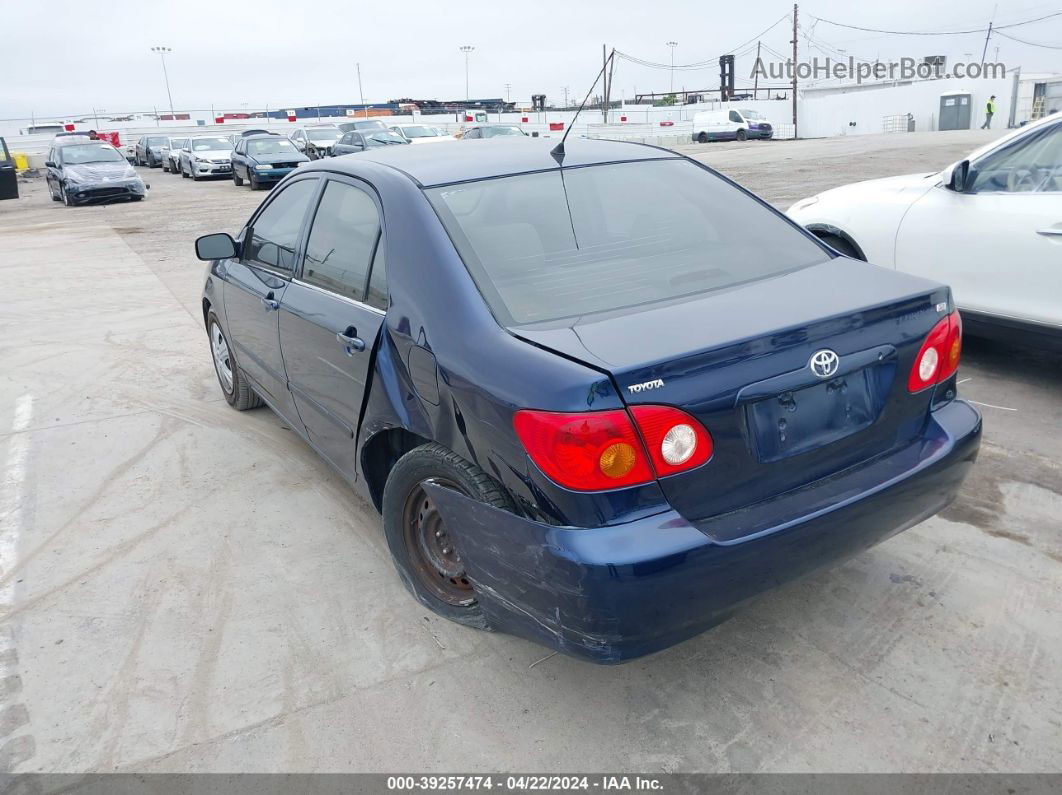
(302, 180, 381, 301)
(366, 245, 388, 310)
(729, 111, 743, 124)
(969, 121, 1062, 193)
(465, 128, 480, 139)
(244, 178, 319, 273)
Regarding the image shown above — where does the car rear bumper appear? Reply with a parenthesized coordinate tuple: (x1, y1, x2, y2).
(426, 399, 981, 664)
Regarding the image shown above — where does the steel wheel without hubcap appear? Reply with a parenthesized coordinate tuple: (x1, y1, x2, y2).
(402, 479, 474, 606)
(210, 322, 234, 394)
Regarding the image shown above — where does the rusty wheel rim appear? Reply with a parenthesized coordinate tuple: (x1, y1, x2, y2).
(402, 478, 475, 607)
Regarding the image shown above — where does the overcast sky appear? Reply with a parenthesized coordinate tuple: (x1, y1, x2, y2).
(3, 0, 1059, 119)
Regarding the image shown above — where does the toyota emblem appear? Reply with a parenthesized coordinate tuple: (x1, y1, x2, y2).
(809, 349, 840, 379)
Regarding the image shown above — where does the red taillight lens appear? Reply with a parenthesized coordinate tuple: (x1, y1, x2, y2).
(513, 406, 713, 491)
(513, 409, 655, 491)
(629, 405, 714, 477)
(908, 310, 962, 393)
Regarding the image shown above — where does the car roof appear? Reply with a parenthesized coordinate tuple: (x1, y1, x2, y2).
(243, 133, 286, 140)
(309, 137, 679, 187)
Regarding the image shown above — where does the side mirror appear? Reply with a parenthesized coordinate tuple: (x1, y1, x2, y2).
(45, 161, 57, 168)
(195, 232, 238, 261)
(943, 159, 970, 192)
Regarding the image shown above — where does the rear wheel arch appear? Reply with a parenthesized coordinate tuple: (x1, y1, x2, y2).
(360, 427, 434, 512)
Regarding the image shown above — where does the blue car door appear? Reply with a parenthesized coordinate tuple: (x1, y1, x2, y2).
(222, 175, 319, 413)
(278, 175, 388, 480)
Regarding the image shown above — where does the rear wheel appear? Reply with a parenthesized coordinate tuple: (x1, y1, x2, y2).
(207, 313, 261, 411)
(736, 129, 748, 141)
(382, 444, 515, 628)
(697, 132, 708, 143)
(816, 232, 863, 260)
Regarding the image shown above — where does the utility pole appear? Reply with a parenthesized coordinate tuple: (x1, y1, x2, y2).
(981, 3, 997, 65)
(666, 41, 678, 95)
(791, 4, 799, 139)
(562, 86, 570, 108)
(753, 41, 762, 99)
(505, 83, 511, 102)
(602, 45, 609, 122)
(460, 45, 475, 103)
(980, 22, 994, 65)
(150, 46, 175, 119)
(356, 62, 366, 118)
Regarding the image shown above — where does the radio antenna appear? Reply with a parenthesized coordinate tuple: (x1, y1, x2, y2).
(552, 48, 615, 165)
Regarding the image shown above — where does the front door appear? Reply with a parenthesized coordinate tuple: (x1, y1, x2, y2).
(895, 118, 1062, 328)
(223, 176, 320, 412)
(279, 176, 388, 479)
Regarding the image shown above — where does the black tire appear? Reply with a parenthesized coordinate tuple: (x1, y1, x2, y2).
(51, 190, 62, 202)
(816, 232, 863, 260)
(381, 443, 515, 628)
(60, 184, 72, 206)
(130, 196, 144, 202)
(736, 129, 748, 141)
(206, 312, 262, 411)
(181, 162, 189, 178)
(697, 132, 709, 143)
(191, 167, 200, 182)
(249, 172, 261, 190)
(233, 169, 244, 187)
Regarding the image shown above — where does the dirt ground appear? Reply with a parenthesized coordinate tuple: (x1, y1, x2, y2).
(1, 131, 1060, 774)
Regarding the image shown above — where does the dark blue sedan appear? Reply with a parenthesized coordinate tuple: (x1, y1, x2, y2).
(195, 139, 981, 663)
(230, 134, 310, 190)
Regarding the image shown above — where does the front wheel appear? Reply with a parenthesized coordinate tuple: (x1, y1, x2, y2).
(697, 132, 708, 143)
(181, 162, 189, 178)
(207, 313, 262, 411)
(60, 184, 72, 206)
(233, 169, 244, 186)
(381, 444, 515, 628)
(735, 129, 748, 141)
(249, 172, 261, 190)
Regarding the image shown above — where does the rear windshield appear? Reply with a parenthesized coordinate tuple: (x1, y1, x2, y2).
(426, 159, 826, 326)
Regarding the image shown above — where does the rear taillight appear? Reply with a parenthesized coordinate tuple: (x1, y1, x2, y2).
(908, 310, 962, 393)
(513, 406, 713, 492)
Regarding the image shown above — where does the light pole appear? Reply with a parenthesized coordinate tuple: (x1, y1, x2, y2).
(357, 62, 367, 118)
(460, 45, 474, 103)
(666, 41, 678, 95)
(505, 83, 511, 103)
(562, 86, 570, 108)
(150, 46, 175, 119)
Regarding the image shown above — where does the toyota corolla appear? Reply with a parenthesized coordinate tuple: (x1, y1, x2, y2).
(195, 139, 981, 663)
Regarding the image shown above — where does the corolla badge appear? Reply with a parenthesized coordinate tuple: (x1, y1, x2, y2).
(809, 349, 840, 379)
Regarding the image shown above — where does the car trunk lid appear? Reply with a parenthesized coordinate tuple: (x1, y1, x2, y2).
(512, 258, 952, 526)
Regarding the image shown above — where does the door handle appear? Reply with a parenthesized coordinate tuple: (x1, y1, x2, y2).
(261, 296, 279, 311)
(1035, 228, 1062, 237)
(336, 330, 366, 353)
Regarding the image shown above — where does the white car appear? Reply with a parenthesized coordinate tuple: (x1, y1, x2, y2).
(178, 135, 234, 180)
(388, 123, 452, 144)
(788, 114, 1062, 341)
(162, 136, 188, 173)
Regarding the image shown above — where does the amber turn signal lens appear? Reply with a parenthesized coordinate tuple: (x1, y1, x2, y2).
(599, 442, 637, 478)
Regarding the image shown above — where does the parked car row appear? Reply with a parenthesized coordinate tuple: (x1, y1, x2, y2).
(138, 122, 528, 193)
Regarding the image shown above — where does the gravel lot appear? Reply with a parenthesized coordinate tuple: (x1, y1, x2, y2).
(1, 131, 1060, 774)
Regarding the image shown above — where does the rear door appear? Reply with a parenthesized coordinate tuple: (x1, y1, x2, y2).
(223, 175, 319, 414)
(278, 175, 388, 479)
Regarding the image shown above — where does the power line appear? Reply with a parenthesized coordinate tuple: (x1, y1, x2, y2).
(614, 14, 787, 72)
(995, 29, 1062, 49)
(808, 10, 1062, 36)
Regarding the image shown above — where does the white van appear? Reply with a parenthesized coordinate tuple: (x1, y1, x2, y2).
(691, 108, 774, 143)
